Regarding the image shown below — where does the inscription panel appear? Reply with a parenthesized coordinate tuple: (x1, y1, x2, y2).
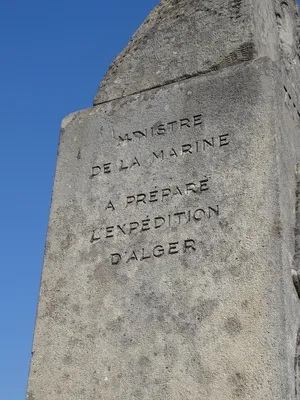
(30, 62, 282, 399)
(88, 107, 227, 266)
(84, 85, 238, 272)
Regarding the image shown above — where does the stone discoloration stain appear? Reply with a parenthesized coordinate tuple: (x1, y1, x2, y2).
(229, 372, 247, 397)
(186, 356, 214, 385)
(224, 317, 243, 336)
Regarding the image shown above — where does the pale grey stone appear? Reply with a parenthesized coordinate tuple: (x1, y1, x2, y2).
(28, 0, 300, 399)
(94, 0, 300, 105)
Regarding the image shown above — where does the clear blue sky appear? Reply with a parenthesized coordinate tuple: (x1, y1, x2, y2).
(0, 1, 158, 398)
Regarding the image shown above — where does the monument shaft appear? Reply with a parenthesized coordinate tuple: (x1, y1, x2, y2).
(27, 1, 300, 399)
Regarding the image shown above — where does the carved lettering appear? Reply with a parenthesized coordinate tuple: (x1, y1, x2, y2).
(219, 134, 229, 147)
(193, 114, 203, 126)
(89, 107, 226, 270)
(110, 238, 197, 264)
(180, 118, 191, 128)
(184, 239, 196, 252)
(152, 134, 230, 162)
(157, 124, 166, 135)
(91, 205, 220, 242)
(125, 178, 210, 208)
(116, 113, 203, 144)
(106, 226, 114, 238)
(91, 134, 229, 179)
(90, 229, 101, 243)
(90, 163, 111, 178)
(169, 242, 179, 254)
(111, 253, 122, 265)
(105, 200, 115, 211)
(91, 166, 101, 177)
(119, 157, 141, 171)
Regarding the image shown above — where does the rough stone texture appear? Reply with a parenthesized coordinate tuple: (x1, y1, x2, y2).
(28, 0, 300, 399)
(94, 0, 297, 105)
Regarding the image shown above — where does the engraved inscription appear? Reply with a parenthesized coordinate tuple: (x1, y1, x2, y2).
(152, 134, 229, 161)
(91, 134, 230, 177)
(91, 205, 220, 243)
(104, 178, 210, 211)
(117, 113, 203, 144)
(110, 238, 197, 265)
(88, 108, 229, 265)
(126, 179, 209, 207)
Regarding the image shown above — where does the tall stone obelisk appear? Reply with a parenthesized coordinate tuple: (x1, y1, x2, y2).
(27, 1, 300, 399)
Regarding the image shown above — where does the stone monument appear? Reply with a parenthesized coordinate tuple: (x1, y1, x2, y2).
(27, 0, 300, 399)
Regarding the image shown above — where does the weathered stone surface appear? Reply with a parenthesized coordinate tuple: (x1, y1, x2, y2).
(28, 0, 300, 399)
(94, 0, 300, 105)
(28, 56, 300, 398)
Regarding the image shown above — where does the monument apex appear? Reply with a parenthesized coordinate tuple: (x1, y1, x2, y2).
(94, 0, 299, 105)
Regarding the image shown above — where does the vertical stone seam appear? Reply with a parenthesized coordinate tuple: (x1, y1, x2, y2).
(292, 165, 300, 300)
(272, 62, 292, 399)
(294, 164, 300, 271)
